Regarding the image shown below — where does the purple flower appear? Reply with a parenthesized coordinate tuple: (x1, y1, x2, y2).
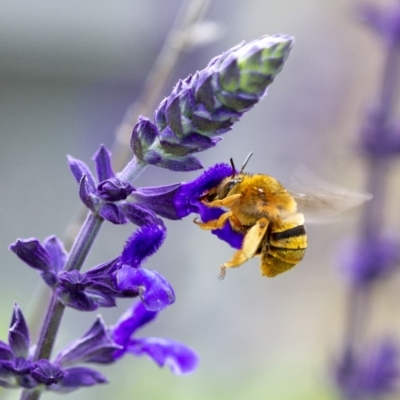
(10, 202, 173, 312)
(68, 145, 134, 224)
(334, 340, 400, 399)
(131, 35, 294, 171)
(55, 316, 122, 366)
(111, 301, 198, 375)
(358, 2, 400, 45)
(0, 304, 70, 390)
(112, 220, 175, 311)
(47, 367, 107, 393)
(338, 236, 400, 286)
(9, 236, 65, 276)
(58, 216, 172, 312)
(132, 162, 244, 249)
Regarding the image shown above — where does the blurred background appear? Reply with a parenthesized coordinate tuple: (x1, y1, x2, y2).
(1, 0, 400, 399)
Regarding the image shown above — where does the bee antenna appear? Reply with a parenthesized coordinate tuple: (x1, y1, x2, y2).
(240, 152, 253, 173)
(230, 157, 236, 176)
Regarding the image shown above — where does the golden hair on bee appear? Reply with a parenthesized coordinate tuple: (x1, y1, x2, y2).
(195, 154, 370, 279)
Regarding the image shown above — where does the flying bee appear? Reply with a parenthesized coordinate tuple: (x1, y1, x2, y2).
(195, 153, 371, 279)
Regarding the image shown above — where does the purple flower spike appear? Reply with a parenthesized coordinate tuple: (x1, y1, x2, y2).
(131, 35, 294, 171)
(120, 224, 166, 268)
(30, 360, 66, 385)
(48, 367, 107, 393)
(55, 316, 122, 367)
(9, 238, 51, 271)
(8, 304, 30, 359)
(126, 337, 199, 375)
(116, 266, 175, 311)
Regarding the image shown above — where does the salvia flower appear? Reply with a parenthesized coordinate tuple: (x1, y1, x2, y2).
(110, 301, 198, 375)
(334, 340, 400, 399)
(131, 34, 294, 171)
(10, 236, 66, 288)
(68, 145, 134, 224)
(132, 162, 244, 249)
(0, 302, 194, 393)
(10, 204, 173, 312)
(0, 304, 106, 393)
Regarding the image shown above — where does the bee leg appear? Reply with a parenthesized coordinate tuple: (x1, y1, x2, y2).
(219, 218, 269, 279)
(193, 212, 232, 230)
(205, 194, 241, 208)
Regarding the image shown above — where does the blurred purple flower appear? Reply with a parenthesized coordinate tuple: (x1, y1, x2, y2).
(358, 2, 400, 45)
(334, 340, 400, 399)
(338, 236, 400, 286)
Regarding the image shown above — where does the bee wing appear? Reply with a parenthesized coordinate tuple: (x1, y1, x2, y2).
(288, 166, 372, 224)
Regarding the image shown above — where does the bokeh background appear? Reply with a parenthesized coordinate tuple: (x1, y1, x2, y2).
(1, 0, 400, 399)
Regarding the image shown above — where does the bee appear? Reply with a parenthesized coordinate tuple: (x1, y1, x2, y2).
(195, 153, 371, 279)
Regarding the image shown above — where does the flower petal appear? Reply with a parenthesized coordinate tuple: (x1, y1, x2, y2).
(43, 236, 67, 273)
(8, 304, 30, 359)
(48, 367, 107, 393)
(120, 203, 163, 226)
(9, 238, 51, 271)
(67, 155, 96, 189)
(93, 145, 114, 182)
(120, 224, 166, 268)
(55, 316, 121, 367)
(99, 203, 127, 225)
(111, 302, 158, 359)
(79, 175, 97, 211)
(126, 337, 199, 375)
(174, 162, 233, 218)
(116, 266, 175, 311)
(130, 183, 182, 220)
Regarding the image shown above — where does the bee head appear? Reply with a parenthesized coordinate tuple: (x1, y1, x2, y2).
(217, 152, 253, 199)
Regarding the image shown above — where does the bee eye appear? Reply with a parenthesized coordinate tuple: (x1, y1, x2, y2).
(218, 179, 237, 198)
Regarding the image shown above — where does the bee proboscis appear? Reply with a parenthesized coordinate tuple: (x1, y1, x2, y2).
(195, 153, 371, 279)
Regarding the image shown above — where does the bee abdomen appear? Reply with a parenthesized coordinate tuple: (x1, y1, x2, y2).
(269, 225, 307, 251)
(260, 224, 307, 277)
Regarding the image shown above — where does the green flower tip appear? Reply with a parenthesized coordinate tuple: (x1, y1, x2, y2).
(130, 34, 294, 172)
